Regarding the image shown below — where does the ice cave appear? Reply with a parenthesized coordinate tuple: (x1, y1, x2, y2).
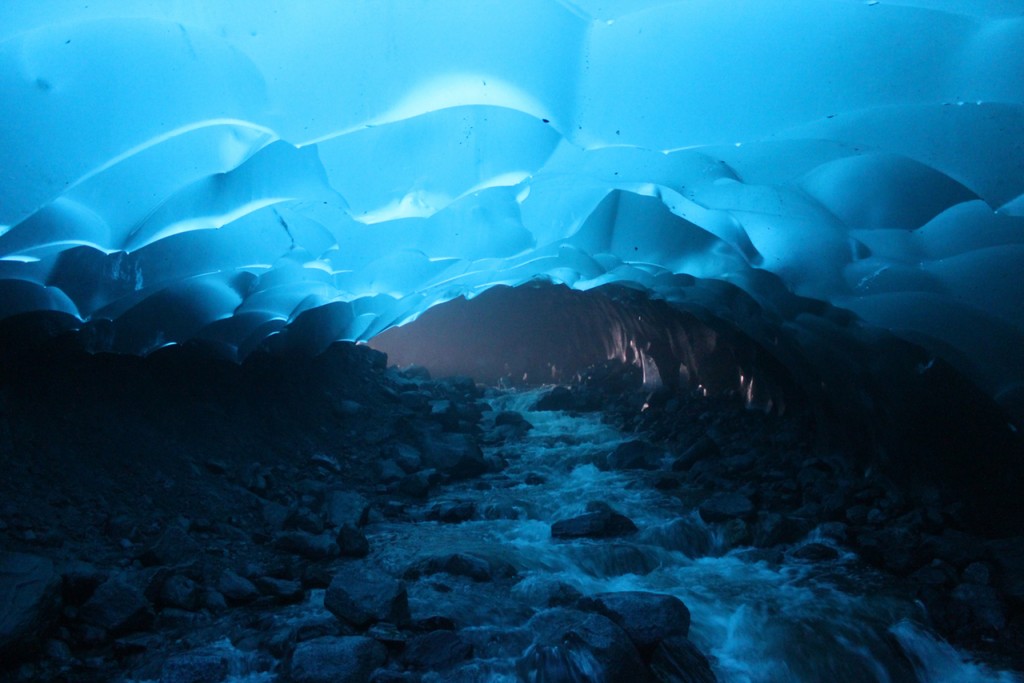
(1, 2, 1023, 681)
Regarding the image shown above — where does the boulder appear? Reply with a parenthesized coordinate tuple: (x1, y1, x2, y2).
(139, 526, 201, 567)
(217, 570, 259, 604)
(404, 553, 517, 583)
(698, 494, 754, 523)
(159, 649, 230, 683)
(336, 524, 370, 558)
(578, 591, 691, 653)
(419, 432, 488, 480)
(401, 630, 473, 670)
(323, 490, 371, 529)
(649, 636, 717, 683)
(288, 636, 387, 683)
(517, 608, 648, 682)
(324, 565, 410, 627)
(273, 531, 339, 560)
(79, 576, 153, 636)
(0, 552, 62, 661)
(607, 440, 665, 471)
(551, 502, 638, 539)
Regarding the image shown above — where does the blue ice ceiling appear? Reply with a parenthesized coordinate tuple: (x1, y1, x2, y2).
(1, 1, 1023, 412)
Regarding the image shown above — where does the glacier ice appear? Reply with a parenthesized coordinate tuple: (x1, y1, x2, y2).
(1, 1, 1023, 417)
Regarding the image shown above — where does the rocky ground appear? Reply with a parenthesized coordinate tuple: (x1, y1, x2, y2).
(0, 341, 1022, 681)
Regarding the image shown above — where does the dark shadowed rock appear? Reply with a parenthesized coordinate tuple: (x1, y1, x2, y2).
(0, 552, 62, 661)
(323, 490, 370, 529)
(790, 543, 840, 562)
(288, 636, 387, 683)
(273, 531, 340, 560)
(551, 502, 638, 539)
(325, 565, 410, 627)
(698, 494, 754, 523)
(404, 552, 517, 583)
(336, 524, 370, 558)
(607, 440, 665, 471)
(517, 608, 648, 683)
(255, 576, 304, 604)
(156, 574, 200, 611)
(672, 436, 720, 471)
(419, 431, 488, 480)
(139, 526, 201, 567)
(401, 630, 473, 670)
(532, 386, 579, 412)
(650, 635, 717, 683)
(79, 576, 153, 636)
(217, 570, 259, 604)
(986, 536, 1024, 604)
(578, 591, 691, 653)
(428, 501, 477, 524)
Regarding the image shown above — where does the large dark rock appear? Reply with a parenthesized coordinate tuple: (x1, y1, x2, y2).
(323, 490, 370, 529)
(288, 636, 387, 683)
(672, 436, 720, 471)
(217, 570, 259, 604)
(324, 565, 410, 627)
(551, 502, 638, 539)
(0, 552, 62, 662)
(273, 531, 340, 560)
(986, 536, 1024, 605)
(404, 552, 517, 583)
(139, 526, 201, 567)
(419, 431, 488, 480)
(517, 608, 649, 683)
(401, 630, 473, 670)
(79, 576, 153, 636)
(607, 440, 665, 471)
(649, 636, 718, 683)
(532, 386, 580, 412)
(336, 524, 370, 558)
(698, 494, 754, 524)
(578, 591, 691, 654)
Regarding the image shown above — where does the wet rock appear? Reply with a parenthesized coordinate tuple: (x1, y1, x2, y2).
(324, 565, 410, 627)
(288, 636, 387, 683)
(752, 512, 806, 548)
(532, 386, 579, 412)
(607, 440, 665, 471)
(551, 502, 638, 539)
(336, 524, 370, 558)
(578, 591, 691, 653)
(986, 536, 1024, 604)
(255, 576, 304, 604)
(672, 436, 720, 471)
(286, 507, 325, 534)
(790, 543, 839, 562)
(0, 552, 62, 661)
(640, 519, 713, 558)
(397, 471, 435, 498)
(495, 411, 531, 429)
(155, 574, 200, 611)
(419, 431, 488, 480)
(159, 649, 230, 683)
(427, 501, 476, 524)
(401, 630, 473, 670)
(517, 608, 647, 683)
(950, 583, 1006, 633)
(511, 576, 583, 608)
(139, 526, 201, 567)
(262, 502, 290, 531)
(405, 552, 517, 583)
(649, 635, 717, 683)
(60, 560, 105, 606)
(273, 531, 339, 560)
(698, 493, 754, 523)
(855, 527, 923, 575)
(79, 576, 153, 636)
(323, 490, 370, 529)
(217, 570, 259, 604)
(911, 559, 958, 589)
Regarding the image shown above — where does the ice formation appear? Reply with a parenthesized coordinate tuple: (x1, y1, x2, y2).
(1, 1, 1022, 415)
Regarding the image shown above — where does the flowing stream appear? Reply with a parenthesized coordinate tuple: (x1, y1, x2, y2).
(365, 388, 1022, 683)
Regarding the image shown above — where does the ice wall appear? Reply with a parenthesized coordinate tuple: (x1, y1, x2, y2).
(1, 1, 1022, 416)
